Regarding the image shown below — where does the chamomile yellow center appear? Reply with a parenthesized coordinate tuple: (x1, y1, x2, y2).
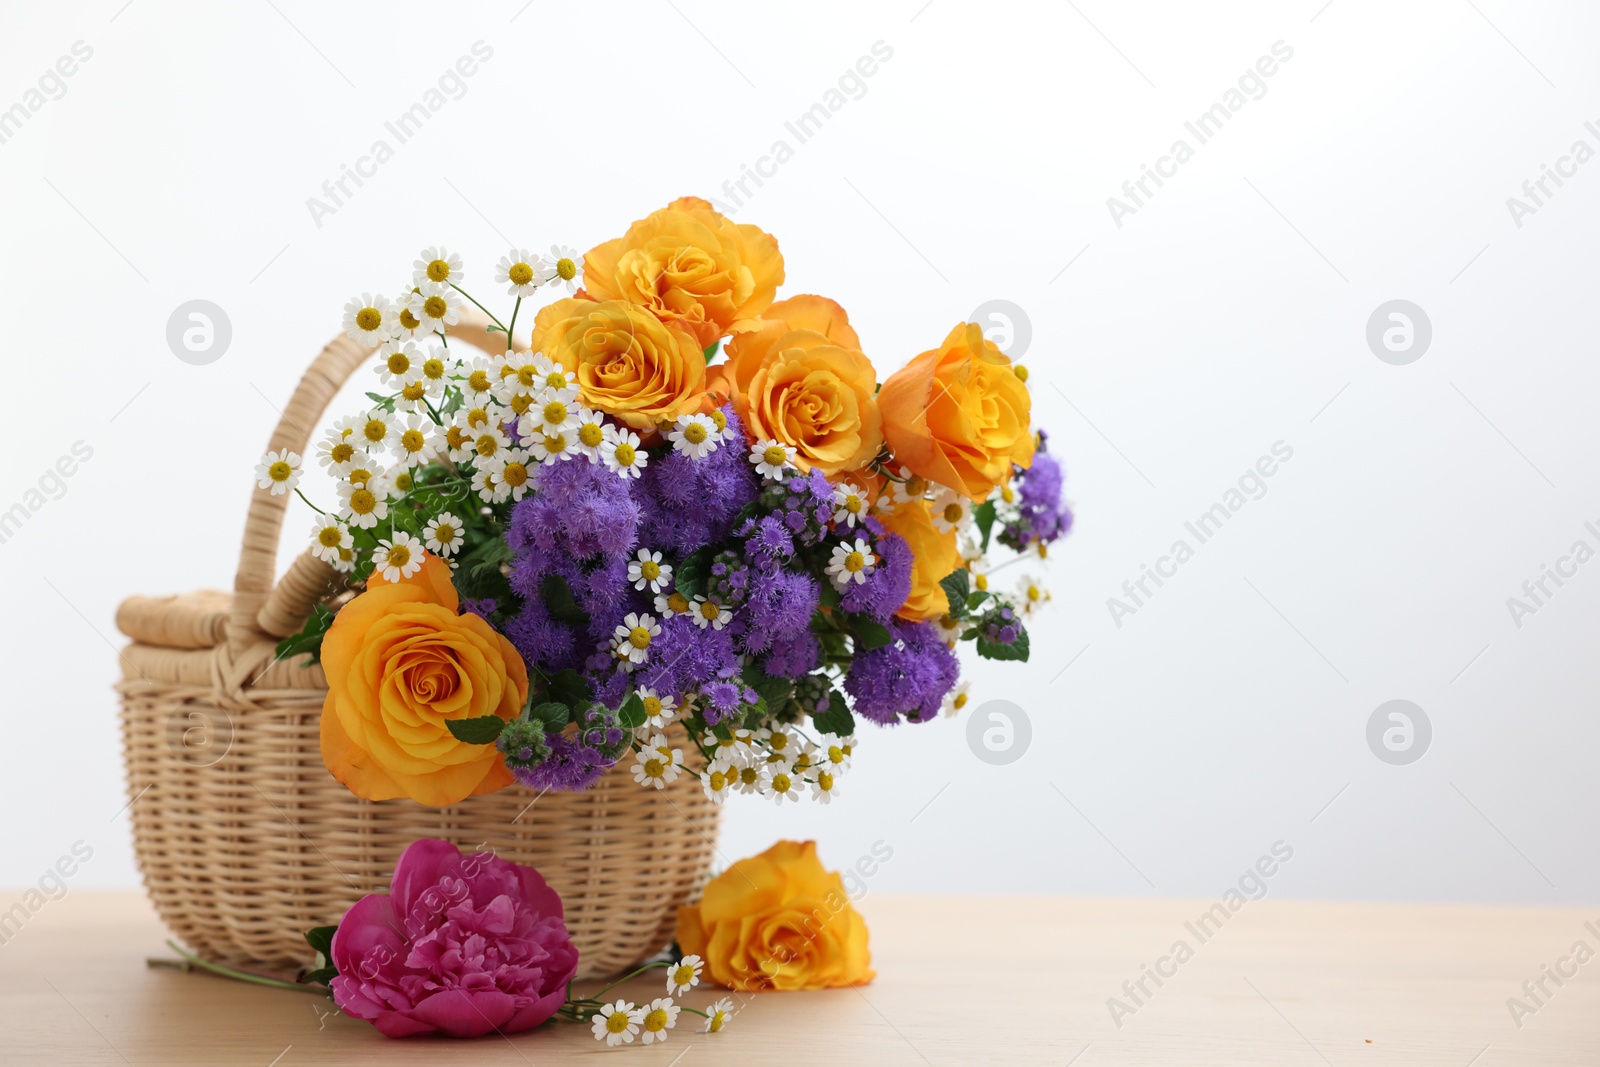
(975, 574, 989, 591)
(330, 442, 355, 464)
(508, 262, 534, 287)
(844, 551, 866, 573)
(628, 626, 652, 650)
(349, 467, 375, 486)
(402, 381, 426, 402)
(1026, 584, 1042, 601)
(640, 560, 660, 581)
(475, 434, 500, 457)
(363, 418, 388, 443)
(771, 772, 792, 793)
(738, 766, 759, 786)
(445, 426, 467, 450)
(817, 771, 834, 790)
(683, 422, 707, 444)
(503, 462, 529, 487)
(667, 592, 690, 613)
(543, 400, 567, 425)
(904, 475, 927, 497)
(555, 257, 577, 281)
(391, 471, 412, 492)
(397, 308, 422, 331)
(844, 494, 863, 513)
(605, 1012, 631, 1034)
(508, 392, 534, 416)
(387, 352, 410, 375)
(400, 429, 426, 453)
(827, 745, 844, 763)
(317, 526, 342, 548)
(544, 370, 568, 390)
(422, 295, 447, 320)
(943, 502, 964, 523)
(708, 770, 727, 791)
(426, 259, 451, 283)
(268, 461, 293, 482)
(514, 364, 538, 387)
(642, 696, 662, 717)
(468, 370, 491, 392)
(542, 433, 567, 454)
(710, 410, 727, 431)
(709, 1010, 726, 1032)
(763, 445, 787, 466)
(348, 488, 376, 514)
(613, 442, 637, 466)
(422, 358, 445, 380)
(433, 523, 458, 544)
(953, 692, 969, 709)
(355, 307, 383, 332)
(579, 422, 604, 447)
(386, 544, 412, 569)
(1014, 364, 1029, 382)
(644, 757, 664, 777)
(643, 1008, 668, 1032)
(699, 601, 721, 621)
(466, 407, 490, 428)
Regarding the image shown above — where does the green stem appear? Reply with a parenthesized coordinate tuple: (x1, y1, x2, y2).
(450, 284, 508, 337)
(506, 296, 523, 350)
(156, 940, 325, 996)
(294, 488, 327, 515)
(593, 961, 670, 999)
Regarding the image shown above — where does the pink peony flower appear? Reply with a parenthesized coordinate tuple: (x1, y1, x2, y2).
(329, 839, 579, 1038)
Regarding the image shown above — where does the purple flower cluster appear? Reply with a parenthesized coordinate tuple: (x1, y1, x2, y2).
(1001, 438, 1072, 550)
(761, 467, 835, 547)
(843, 619, 959, 724)
(631, 405, 759, 556)
(839, 517, 913, 622)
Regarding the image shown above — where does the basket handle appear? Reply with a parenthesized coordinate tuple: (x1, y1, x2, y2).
(227, 309, 511, 653)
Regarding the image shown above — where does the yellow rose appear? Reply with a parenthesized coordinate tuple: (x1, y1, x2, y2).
(716, 296, 881, 475)
(530, 298, 707, 432)
(676, 840, 874, 991)
(878, 322, 1034, 501)
(319, 553, 528, 807)
(581, 196, 785, 348)
(877, 498, 962, 621)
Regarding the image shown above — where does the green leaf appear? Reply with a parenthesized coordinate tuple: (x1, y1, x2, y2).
(811, 690, 856, 737)
(530, 702, 570, 728)
(939, 569, 971, 619)
(304, 925, 338, 961)
(298, 966, 338, 987)
(545, 669, 592, 710)
(540, 573, 591, 626)
(967, 590, 990, 612)
(743, 665, 793, 716)
(364, 391, 397, 414)
(817, 582, 842, 609)
(446, 715, 509, 744)
(977, 626, 1030, 662)
(703, 340, 721, 363)
(275, 603, 335, 665)
(617, 692, 647, 730)
(973, 499, 998, 553)
(847, 615, 893, 651)
(674, 546, 715, 599)
(711, 722, 734, 742)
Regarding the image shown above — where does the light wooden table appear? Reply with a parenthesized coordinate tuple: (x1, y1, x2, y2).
(2, 890, 1595, 1064)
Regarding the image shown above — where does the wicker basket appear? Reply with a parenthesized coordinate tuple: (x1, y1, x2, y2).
(115, 314, 721, 977)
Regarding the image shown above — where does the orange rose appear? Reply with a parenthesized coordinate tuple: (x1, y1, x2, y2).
(677, 840, 874, 991)
(878, 322, 1034, 501)
(878, 498, 962, 621)
(580, 196, 784, 348)
(319, 553, 529, 807)
(530, 298, 707, 432)
(714, 297, 881, 475)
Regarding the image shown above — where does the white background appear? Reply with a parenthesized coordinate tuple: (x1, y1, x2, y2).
(2, 0, 1596, 910)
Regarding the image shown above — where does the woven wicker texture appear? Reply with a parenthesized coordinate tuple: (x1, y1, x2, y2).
(116, 314, 722, 976)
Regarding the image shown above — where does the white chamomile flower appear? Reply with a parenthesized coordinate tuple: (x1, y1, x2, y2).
(638, 688, 678, 728)
(936, 611, 963, 648)
(390, 296, 432, 344)
(532, 355, 579, 403)
(309, 519, 351, 564)
(470, 465, 504, 503)
(329, 414, 364, 441)
(496, 450, 537, 500)
(832, 482, 869, 528)
(422, 511, 465, 557)
(817, 734, 853, 773)
(392, 412, 438, 464)
(331, 546, 356, 574)
(703, 407, 731, 443)
(826, 537, 877, 589)
(495, 248, 544, 299)
(571, 407, 607, 459)
(703, 997, 735, 1034)
(458, 400, 506, 434)
(689, 596, 730, 631)
(639, 997, 679, 1044)
(628, 549, 673, 594)
(943, 679, 972, 717)
(530, 428, 577, 465)
(496, 353, 544, 399)
(392, 374, 433, 413)
(547, 244, 582, 294)
(889, 465, 932, 506)
(254, 449, 302, 496)
(372, 531, 424, 583)
(931, 487, 973, 535)
(433, 422, 473, 464)
(354, 410, 398, 453)
(413, 245, 462, 287)
(1031, 539, 1050, 561)
(342, 293, 394, 345)
(375, 342, 421, 389)
(749, 438, 795, 481)
(655, 589, 691, 618)
(316, 433, 364, 474)
(459, 356, 498, 400)
(521, 395, 575, 440)
(810, 767, 841, 803)
(614, 612, 661, 665)
(762, 764, 803, 804)
(467, 425, 510, 466)
(601, 426, 648, 479)
(1017, 575, 1050, 615)
(402, 282, 462, 338)
(700, 760, 734, 804)
(417, 347, 451, 397)
(591, 1001, 641, 1045)
(731, 762, 763, 795)
(666, 956, 703, 995)
(667, 413, 719, 459)
(379, 463, 417, 498)
(632, 745, 680, 789)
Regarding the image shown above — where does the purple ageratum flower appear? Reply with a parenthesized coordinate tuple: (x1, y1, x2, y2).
(840, 528, 913, 622)
(843, 619, 960, 725)
(460, 597, 498, 621)
(702, 679, 744, 724)
(504, 597, 580, 675)
(739, 568, 818, 654)
(1002, 452, 1072, 549)
(763, 631, 820, 678)
(760, 466, 835, 547)
(513, 733, 613, 793)
(630, 613, 740, 699)
(741, 514, 795, 571)
(631, 404, 759, 557)
(508, 456, 639, 565)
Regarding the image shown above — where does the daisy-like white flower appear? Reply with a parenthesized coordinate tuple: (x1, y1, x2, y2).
(315, 433, 363, 474)
(458, 401, 506, 434)
(826, 537, 877, 589)
(459, 356, 498, 400)
(254, 449, 302, 496)
(1031, 539, 1050, 561)
(342, 293, 393, 346)
(810, 768, 841, 804)
(731, 763, 763, 795)
(520, 395, 575, 442)
(571, 407, 607, 459)
(667, 413, 720, 459)
(703, 997, 735, 1034)
(591, 1001, 641, 1045)
(817, 734, 853, 773)
(467, 425, 510, 466)
(628, 549, 673, 594)
(372, 531, 424, 583)
(309, 519, 351, 564)
(832, 482, 869, 528)
(706, 407, 734, 442)
(748, 438, 795, 481)
(935, 611, 964, 648)
(389, 297, 432, 344)
(422, 511, 465, 557)
(654, 589, 691, 617)
(689, 596, 730, 631)
(546, 244, 582, 294)
(433, 422, 473, 464)
(1017, 575, 1051, 615)
(331, 546, 356, 574)
(413, 245, 463, 287)
(943, 679, 972, 717)
(931, 487, 973, 535)
(336, 480, 390, 530)
(329, 414, 364, 441)
(763, 764, 804, 804)
(533, 356, 579, 404)
(470, 465, 504, 503)
(355, 410, 398, 453)
(639, 997, 680, 1044)
(375, 342, 420, 389)
(614, 612, 661, 665)
(392, 374, 432, 413)
(601, 426, 648, 479)
(495, 248, 544, 299)
(497, 451, 537, 500)
(406, 282, 463, 338)
(632, 745, 680, 790)
(380, 464, 417, 498)
(666, 956, 704, 995)
(889, 465, 932, 506)
(417, 348, 451, 397)
(700, 760, 734, 804)
(529, 429, 575, 466)
(392, 413, 438, 464)
(638, 687, 678, 729)
(495, 353, 544, 398)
